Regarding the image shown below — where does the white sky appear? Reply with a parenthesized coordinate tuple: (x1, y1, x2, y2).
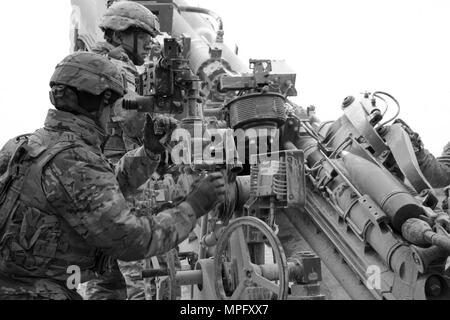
(0, 0, 449, 155)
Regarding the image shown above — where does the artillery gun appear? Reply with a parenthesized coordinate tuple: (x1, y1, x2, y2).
(70, 0, 450, 300)
(124, 40, 321, 299)
(279, 92, 450, 300)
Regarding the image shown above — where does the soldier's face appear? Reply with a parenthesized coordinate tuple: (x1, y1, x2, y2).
(121, 31, 153, 66)
(135, 32, 153, 59)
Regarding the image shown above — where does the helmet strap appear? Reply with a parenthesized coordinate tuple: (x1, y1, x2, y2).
(110, 31, 122, 47)
(113, 30, 142, 65)
(94, 90, 116, 132)
(127, 32, 142, 65)
(133, 32, 139, 60)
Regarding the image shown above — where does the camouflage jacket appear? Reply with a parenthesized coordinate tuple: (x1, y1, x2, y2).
(416, 143, 450, 188)
(92, 41, 146, 162)
(0, 109, 196, 298)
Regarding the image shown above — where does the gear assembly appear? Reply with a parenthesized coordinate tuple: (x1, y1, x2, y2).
(68, 0, 450, 301)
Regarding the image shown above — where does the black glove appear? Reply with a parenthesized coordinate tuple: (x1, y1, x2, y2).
(394, 119, 424, 153)
(143, 114, 178, 155)
(185, 172, 226, 218)
(408, 131, 424, 154)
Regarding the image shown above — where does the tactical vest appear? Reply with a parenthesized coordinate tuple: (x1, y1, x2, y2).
(103, 51, 142, 161)
(0, 132, 111, 280)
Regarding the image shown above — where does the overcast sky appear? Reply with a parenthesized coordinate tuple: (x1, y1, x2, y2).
(0, 0, 449, 155)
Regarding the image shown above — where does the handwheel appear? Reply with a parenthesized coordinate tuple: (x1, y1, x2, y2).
(214, 216, 289, 300)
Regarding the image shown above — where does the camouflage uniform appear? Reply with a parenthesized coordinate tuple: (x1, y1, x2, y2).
(84, 25, 175, 299)
(0, 109, 197, 300)
(79, 40, 150, 300)
(416, 144, 450, 188)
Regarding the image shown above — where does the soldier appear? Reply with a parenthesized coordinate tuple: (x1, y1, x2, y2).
(395, 121, 450, 188)
(414, 139, 450, 188)
(91, 1, 162, 162)
(0, 52, 225, 300)
(82, 1, 180, 300)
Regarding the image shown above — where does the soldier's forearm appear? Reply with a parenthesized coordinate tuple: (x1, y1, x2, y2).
(106, 202, 197, 262)
(115, 146, 160, 197)
(140, 202, 197, 259)
(48, 150, 195, 263)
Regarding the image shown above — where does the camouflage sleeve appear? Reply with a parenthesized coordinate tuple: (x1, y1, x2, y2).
(0, 138, 17, 175)
(416, 147, 450, 188)
(43, 147, 197, 262)
(114, 146, 160, 198)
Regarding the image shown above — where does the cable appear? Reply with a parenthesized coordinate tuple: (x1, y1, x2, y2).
(329, 137, 352, 159)
(372, 93, 389, 118)
(373, 91, 401, 127)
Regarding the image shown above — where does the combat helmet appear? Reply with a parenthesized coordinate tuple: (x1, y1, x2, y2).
(49, 52, 126, 121)
(50, 51, 125, 97)
(100, 1, 161, 37)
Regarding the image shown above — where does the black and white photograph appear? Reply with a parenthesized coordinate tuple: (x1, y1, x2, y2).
(0, 0, 449, 307)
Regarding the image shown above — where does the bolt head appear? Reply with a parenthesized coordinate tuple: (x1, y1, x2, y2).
(308, 272, 319, 282)
(412, 253, 421, 265)
(429, 284, 442, 297)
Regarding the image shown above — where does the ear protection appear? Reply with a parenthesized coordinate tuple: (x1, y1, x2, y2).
(49, 85, 67, 106)
(49, 85, 80, 109)
(102, 90, 113, 106)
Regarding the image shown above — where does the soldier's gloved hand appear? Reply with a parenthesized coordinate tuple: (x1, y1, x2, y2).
(143, 114, 178, 155)
(394, 119, 424, 153)
(185, 172, 226, 218)
(408, 131, 424, 154)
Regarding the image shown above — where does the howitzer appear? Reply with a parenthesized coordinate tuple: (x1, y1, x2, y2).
(131, 39, 323, 299)
(278, 92, 450, 299)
